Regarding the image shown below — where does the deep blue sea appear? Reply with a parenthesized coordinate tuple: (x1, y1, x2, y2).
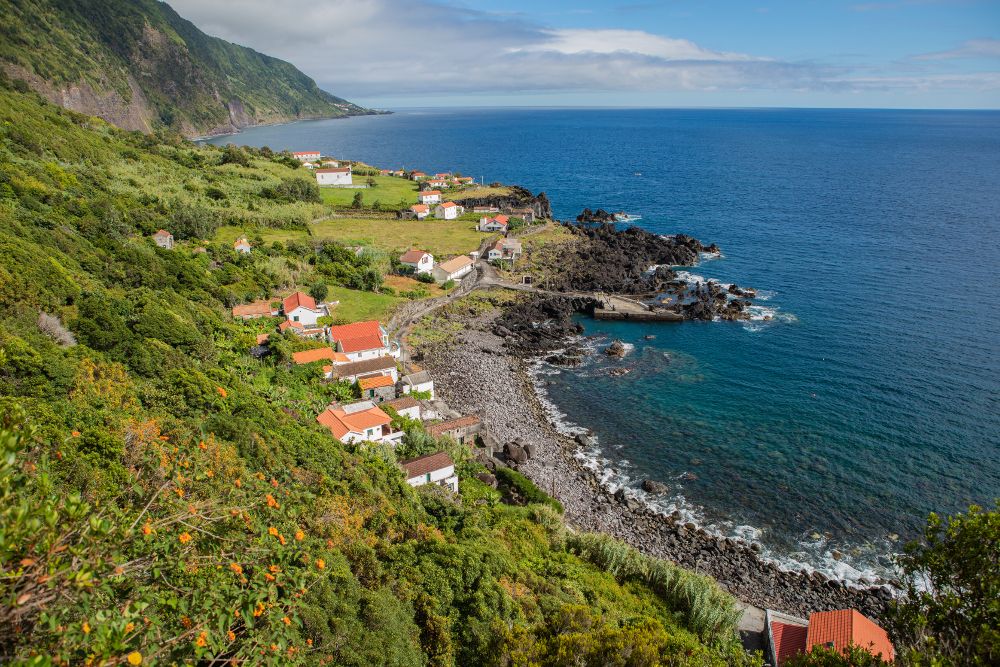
(206, 108, 1000, 581)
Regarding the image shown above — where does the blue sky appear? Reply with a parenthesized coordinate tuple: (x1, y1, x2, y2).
(171, 0, 1000, 108)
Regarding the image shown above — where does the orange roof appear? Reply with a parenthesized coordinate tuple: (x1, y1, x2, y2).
(438, 201, 457, 208)
(400, 249, 430, 263)
(316, 404, 391, 440)
(234, 238, 250, 248)
(328, 320, 386, 354)
(419, 190, 441, 197)
(292, 348, 336, 364)
(806, 610, 894, 663)
(772, 622, 809, 666)
(153, 229, 171, 237)
(410, 204, 429, 213)
(283, 291, 318, 313)
(279, 320, 303, 332)
(293, 151, 319, 155)
(316, 167, 351, 173)
(494, 214, 510, 224)
(256, 333, 270, 344)
(231, 300, 273, 318)
(426, 415, 481, 437)
(359, 375, 395, 391)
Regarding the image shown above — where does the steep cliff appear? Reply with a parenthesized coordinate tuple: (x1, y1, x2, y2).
(0, 0, 376, 137)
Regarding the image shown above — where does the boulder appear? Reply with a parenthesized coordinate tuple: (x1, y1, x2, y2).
(476, 472, 498, 488)
(523, 443, 536, 459)
(503, 442, 528, 464)
(641, 479, 668, 494)
(605, 339, 627, 358)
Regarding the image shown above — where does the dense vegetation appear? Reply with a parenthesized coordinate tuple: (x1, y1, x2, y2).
(0, 84, 758, 665)
(0, 0, 372, 136)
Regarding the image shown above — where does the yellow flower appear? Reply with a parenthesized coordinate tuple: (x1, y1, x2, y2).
(127, 652, 142, 665)
(82, 621, 91, 634)
(178, 532, 192, 544)
(125, 622, 135, 633)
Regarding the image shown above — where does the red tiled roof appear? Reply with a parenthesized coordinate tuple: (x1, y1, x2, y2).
(256, 333, 270, 344)
(231, 300, 274, 318)
(772, 622, 809, 666)
(418, 190, 441, 197)
(385, 396, 419, 411)
(359, 375, 395, 390)
(328, 320, 385, 354)
(807, 610, 894, 663)
(400, 249, 430, 263)
(279, 320, 303, 332)
(153, 229, 171, 237)
(283, 291, 318, 314)
(410, 204, 429, 212)
(316, 167, 351, 173)
(293, 151, 319, 156)
(292, 348, 336, 365)
(317, 404, 391, 440)
(400, 451, 454, 479)
(438, 201, 457, 208)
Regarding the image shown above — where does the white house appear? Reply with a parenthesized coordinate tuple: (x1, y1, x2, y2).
(409, 204, 430, 220)
(293, 151, 321, 162)
(427, 179, 449, 188)
(399, 370, 435, 399)
(399, 249, 434, 275)
(152, 229, 174, 249)
(328, 320, 397, 361)
(487, 238, 522, 262)
(316, 167, 352, 186)
(302, 162, 316, 169)
(434, 202, 464, 220)
(234, 237, 252, 254)
(433, 255, 474, 282)
(317, 401, 402, 445)
(417, 190, 441, 205)
(283, 291, 326, 327)
(400, 451, 458, 493)
(410, 171, 427, 181)
(478, 215, 510, 232)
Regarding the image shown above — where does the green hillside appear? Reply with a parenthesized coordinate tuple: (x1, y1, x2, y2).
(0, 83, 759, 665)
(0, 0, 374, 137)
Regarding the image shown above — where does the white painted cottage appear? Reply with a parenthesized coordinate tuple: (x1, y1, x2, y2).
(433, 255, 474, 282)
(417, 190, 442, 205)
(399, 249, 435, 275)
(293, 151, 321, 162)
(400, 451, 458, 493)
(316, 167, 352, 186)
(434, 202, 464, 220)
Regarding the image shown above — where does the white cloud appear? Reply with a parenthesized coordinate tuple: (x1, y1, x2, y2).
(166, 0, 999, 103)
(913, 38, 1000, 61)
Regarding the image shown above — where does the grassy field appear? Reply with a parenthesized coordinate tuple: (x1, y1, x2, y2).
(449, 185, 514, 201)
(327, 287, 403, 323)
(319, 175, 418, 208)
(309, 218, 489, 257)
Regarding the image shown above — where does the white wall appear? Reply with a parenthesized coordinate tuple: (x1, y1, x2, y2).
(287, 306, 320, 326)
(317, 171, 352, 186)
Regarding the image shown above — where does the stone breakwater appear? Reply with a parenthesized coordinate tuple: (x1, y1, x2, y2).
(419, 305, 892, 621)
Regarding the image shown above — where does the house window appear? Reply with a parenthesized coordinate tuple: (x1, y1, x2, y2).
(293, 315, 299, 322)
(425, 473, 431, 483)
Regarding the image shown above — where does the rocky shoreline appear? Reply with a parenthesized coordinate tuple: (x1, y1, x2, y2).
(419, 304, 892, 622)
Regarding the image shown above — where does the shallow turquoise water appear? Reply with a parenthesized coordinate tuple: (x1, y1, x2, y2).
(207, 108, 1000, 579)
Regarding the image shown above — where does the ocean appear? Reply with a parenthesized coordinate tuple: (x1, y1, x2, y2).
(205, 108, 1000, 581)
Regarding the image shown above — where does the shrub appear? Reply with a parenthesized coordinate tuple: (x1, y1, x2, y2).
(414, 272, 435, 284)
(494, 467, 563, 513)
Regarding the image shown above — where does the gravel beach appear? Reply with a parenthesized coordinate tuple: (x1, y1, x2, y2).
(418, 305, 893, 621)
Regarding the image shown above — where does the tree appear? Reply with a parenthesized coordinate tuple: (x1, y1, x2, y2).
(366, 177, 377, 188)
(886, 503, 999, 666)
(351, 192, 364, 209)
(308, 282, 329, 302)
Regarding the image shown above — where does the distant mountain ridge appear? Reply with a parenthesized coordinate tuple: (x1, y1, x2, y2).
(0, 0, 376, 137)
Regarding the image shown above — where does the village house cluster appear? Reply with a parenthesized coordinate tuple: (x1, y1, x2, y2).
(231, 288, 482, 494)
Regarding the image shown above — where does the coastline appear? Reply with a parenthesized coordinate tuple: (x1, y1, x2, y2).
(418, 297, 893, 621)
(191, 110, 391, 142)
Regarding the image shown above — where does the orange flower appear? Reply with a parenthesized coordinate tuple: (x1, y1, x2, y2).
(269, 564, 280, 574)
(195, 631, 208, 648)
(82, 621, 91, 634)
(234, 479, 241, 488)
(71, 430, 81, 437)
(127, 652, 142, 666)
(255, 472, 265, 481)
(174, 487, 184, 498)
(159, 435, 169, 441)
(264, 573, 275, 582)
(141, 523, 152, 536)
(181, 616, 193, 628)
(205, 470, 214, 478)
(253, 602, 265, 617)
(188, 504, 198, 515)
(315, 558, 325, 570)
(294, 530, 305, 541)
(270, 478, 278, 488)
(125, 622, 135, 633)
(178, 532, 192, 544)
(199, 441, 207, 450)
(307, 639, 313, 647)
(282, 616, 291, 626)
(278, 534, 286, 546)
(227, 630, 236, 642)
(216, 386, 228, 398)
(268, 526, 279, 537)
(229, 563, 243, 575)
(265, 494, 278, 508)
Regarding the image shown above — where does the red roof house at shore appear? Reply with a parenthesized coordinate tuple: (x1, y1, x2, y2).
(768, 609, 894, 666)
